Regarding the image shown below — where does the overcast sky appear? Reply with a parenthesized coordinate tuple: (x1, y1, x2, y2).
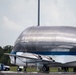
(0, 0, 76, 47)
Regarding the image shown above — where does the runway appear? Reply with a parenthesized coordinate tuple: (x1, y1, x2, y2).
(0, 71, 76, 75)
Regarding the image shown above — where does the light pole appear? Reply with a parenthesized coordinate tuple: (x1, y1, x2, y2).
(38, 0, 40, 26)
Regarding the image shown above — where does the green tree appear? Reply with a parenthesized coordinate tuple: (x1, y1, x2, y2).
(0, 45, 13, 65)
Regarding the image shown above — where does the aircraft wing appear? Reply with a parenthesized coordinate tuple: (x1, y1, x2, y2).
(4, 53, 54, 63)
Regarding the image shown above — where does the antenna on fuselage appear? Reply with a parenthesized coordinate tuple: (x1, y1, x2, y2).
(38, 0, 40, 26)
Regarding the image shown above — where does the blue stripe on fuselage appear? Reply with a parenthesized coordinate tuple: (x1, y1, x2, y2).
(11, 51, 16, 54)
(31, 51, 76, 55)
(10, 51, 76, 55)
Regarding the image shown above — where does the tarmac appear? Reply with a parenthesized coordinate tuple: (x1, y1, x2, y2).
(0, 71, 76, 75)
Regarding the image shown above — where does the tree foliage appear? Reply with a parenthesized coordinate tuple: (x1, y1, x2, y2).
(0, 45, 13, 65)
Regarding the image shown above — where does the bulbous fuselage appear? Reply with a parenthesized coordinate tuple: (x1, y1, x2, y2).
(12, 26, 76, 54)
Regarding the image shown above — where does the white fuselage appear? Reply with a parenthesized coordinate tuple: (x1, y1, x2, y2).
(10, 52, 76, 67)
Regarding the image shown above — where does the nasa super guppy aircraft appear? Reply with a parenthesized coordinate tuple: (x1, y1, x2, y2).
(5, 26, 76, 72)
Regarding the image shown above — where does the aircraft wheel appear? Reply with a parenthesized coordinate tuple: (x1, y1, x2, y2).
(24, 66, 27, 72)
(61, 67, 69, 72)
(17, 67, 22, 72)
(42, 64, 50, 73)
(58, 67, 62, 72)
(73, 67, 76, 72)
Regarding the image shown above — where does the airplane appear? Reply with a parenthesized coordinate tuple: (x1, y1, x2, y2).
(5, 26, 76, 73)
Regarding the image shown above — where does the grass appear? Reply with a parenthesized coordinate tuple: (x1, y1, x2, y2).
(10, 66, 37, 72)
(10, 66, 17, 71)
(10, 66, 73, 72)
(50, 67, 58, 72)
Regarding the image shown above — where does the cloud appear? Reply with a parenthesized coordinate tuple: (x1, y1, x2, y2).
(41, 0, 76, 26)
(2, 16, 24, 31)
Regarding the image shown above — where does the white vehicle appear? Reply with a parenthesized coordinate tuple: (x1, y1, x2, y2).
(0, 63, 10, 71)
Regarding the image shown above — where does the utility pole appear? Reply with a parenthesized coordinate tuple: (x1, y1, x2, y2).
(38, 0, 40, 26)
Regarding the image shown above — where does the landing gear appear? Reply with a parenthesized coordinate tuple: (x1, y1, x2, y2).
(39, 64, 50, 73)
(37, 63, 50, 73)
(58, 67, 62, 72)
(73, 67, 76, 72)
(17, 67, 22, 72)
(42, 65, 50, 73)
(61, 67, 69, 72)
(24, 66, 27, 72)
(58, 67, 69, 72)
(17, 66, 27, 72)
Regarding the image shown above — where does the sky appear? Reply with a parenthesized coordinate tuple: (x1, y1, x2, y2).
(0, 0, 76, 47)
